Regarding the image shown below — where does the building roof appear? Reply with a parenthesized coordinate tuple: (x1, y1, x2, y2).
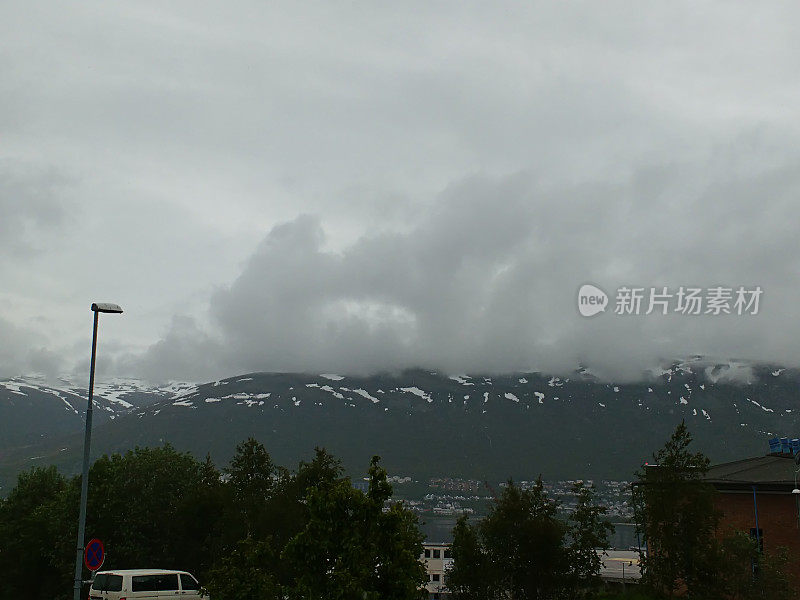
(95, 569, 191, 576)
(704, 454, 800, 492)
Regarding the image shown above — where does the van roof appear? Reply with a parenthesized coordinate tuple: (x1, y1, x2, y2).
(95, 569, 190, 575)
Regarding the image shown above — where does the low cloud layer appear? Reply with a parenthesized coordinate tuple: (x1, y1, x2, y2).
(131, 150, 800, 381)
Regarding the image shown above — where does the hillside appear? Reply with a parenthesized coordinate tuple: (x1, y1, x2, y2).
(2, 359, 798, 490)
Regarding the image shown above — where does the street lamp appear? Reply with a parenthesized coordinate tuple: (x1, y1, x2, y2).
(73, 303, 122, 600)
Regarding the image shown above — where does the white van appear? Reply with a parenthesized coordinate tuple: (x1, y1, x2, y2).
(89, 569, 205, 600)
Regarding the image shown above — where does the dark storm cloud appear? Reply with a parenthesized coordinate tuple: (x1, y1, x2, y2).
(3, 2, 800, 381)
(133, 144, 800, 381)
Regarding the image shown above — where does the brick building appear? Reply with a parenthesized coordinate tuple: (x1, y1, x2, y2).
(704, 452, 800, 584)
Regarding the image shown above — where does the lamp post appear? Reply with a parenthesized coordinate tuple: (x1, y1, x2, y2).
(73, 303, 122, 600)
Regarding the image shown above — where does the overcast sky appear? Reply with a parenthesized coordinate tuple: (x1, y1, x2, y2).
(2, 1, 799, 382)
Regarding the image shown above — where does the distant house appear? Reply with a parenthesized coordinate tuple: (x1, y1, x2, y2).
(704, 448, 800, 586)
(420, 542, 452, 599)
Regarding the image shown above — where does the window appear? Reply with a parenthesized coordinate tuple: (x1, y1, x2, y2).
(91, 575, 107, 591)
(106, 576, 123, 592)
(91, 574, 122, 592)
(433, 549, 441, 559)
(181, 574, 200, 591)
(444, 548, 452, 559)
(424, 549, 431, 558)
(158, 574, 180, 591)
(432, 574, 440, 582)
(132, 574, 179, 591)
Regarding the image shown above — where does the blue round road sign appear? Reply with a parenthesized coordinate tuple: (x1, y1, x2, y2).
(84, 538, 105, 572)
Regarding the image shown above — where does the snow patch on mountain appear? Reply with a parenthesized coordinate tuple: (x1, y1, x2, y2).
(399, 387, 432, 402)
(320, 385, 345, 399)
(222, 392, 270, 401)
(0, 380, 28, 396)
(353, 389, 380, 403)
(747, 398, 774, 413)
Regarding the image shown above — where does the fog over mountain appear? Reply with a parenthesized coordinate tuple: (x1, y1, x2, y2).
(2, 2, 799, 382)
(129, 164, 800, 382)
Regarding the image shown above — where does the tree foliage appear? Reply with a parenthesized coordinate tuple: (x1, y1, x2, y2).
(448, 476, 612, 600)
(567, 481, 615, 595)
(634, 422, 795, 599)
(0, 466, 73, 599)
(634, 421, 720, 597)
(86, 445, 212, 570)
(0, 442, 425, 600)
(716, 530, 793, 600)
(205, 538, 282, 600)
(284, 456, 426, 600)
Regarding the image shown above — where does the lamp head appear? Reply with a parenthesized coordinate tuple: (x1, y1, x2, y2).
(91, 303, 123, 314)
(792, 488, 800, 495)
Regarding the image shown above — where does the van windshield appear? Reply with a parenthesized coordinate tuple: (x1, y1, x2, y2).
(90, 574, 106, 590)
(91, 574, 122, 591)
(180, 574, 200, 591)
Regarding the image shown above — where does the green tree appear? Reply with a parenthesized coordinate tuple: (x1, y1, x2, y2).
(174, 453, 230, 577)
(225, 437, 277, 539)
(448, 516, 496, 600)
(205, 538, 282, 600)
(0, 466, 73, 600)
(449, 478, 571, 600)
(205, 446, 347, 596)
(283, 456, 426, 600)
(567, 482, 614, 596)
(634, 422, 721, 597)
(717, 530, 793, 600)
(266, 446, 344, 553)
(84, 444, 211, 574)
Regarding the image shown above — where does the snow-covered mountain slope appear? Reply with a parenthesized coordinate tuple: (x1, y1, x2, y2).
(0, 376, 196, 449)
(2, 360, 799, 490)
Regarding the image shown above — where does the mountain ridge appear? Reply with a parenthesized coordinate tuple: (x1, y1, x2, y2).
(1, 359, 798, 491)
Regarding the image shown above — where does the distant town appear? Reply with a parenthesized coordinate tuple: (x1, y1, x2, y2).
(378, 476, 634, 520)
